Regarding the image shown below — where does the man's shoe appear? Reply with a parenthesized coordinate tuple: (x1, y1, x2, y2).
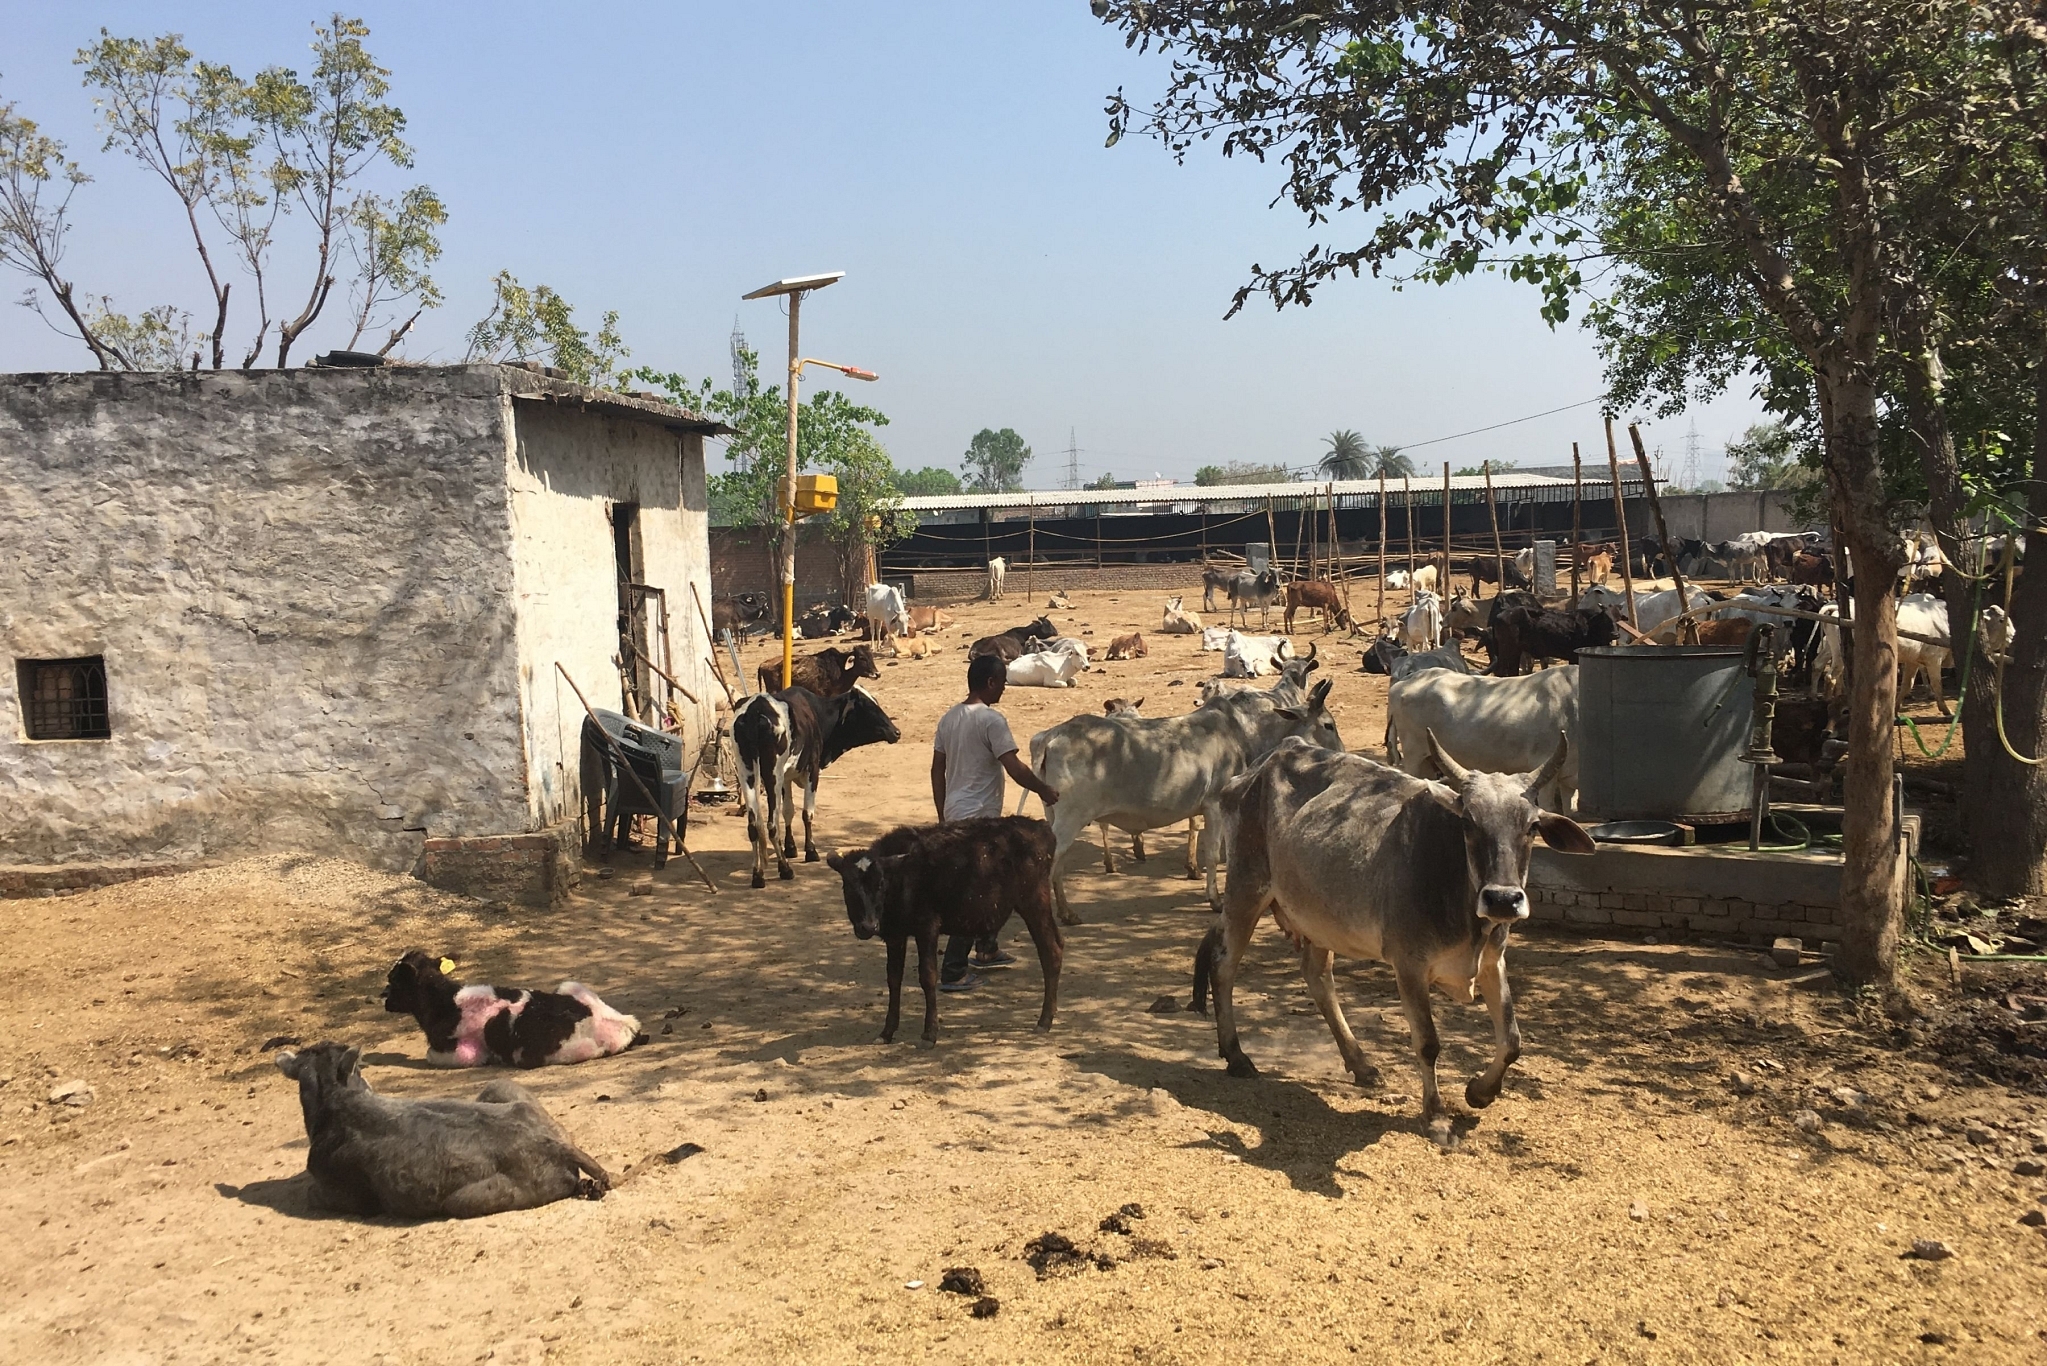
(938, 971, 982, 993)
(970, 951, 1018, 969)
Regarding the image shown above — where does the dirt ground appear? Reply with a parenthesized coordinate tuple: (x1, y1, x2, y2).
(4, 582, 2045, 1365)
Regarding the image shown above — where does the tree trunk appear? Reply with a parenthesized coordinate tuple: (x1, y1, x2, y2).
(1822, 366, 1906, 985)
(1963, 331, 2047, 896)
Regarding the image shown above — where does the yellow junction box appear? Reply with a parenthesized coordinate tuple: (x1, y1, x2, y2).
(793, 473, 838, 516)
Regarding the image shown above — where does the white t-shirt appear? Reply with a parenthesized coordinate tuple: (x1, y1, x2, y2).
(934, 700, 1019, 821)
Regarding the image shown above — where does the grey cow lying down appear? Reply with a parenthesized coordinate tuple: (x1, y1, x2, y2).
(1193, 733, 1594, 1124)
(275, 1043, 609, 1218)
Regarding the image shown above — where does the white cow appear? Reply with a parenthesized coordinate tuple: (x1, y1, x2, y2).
(1897, 592, 1952, 715)
(1385, 665, 1580, 810)
(1222, 630, 1295, 679)
(1411, 563, 1439, 595)
(1980, 604, 2015, 666)
(1576, 584, 1714, 640)
(1513, 547, 1535, 580)
(1030, 680, 1343, 922)
(1385, 568, 1411, 591)
(863, 583, 908, 648)
(1161, 596, 1202, 634)
(1812, 604, 1844, 697)
(1200, 624, 1233, 652)
(1007, 648, 1085, 688)
(1397, 589, 1442, 652)
(987, 557, 1008, 600)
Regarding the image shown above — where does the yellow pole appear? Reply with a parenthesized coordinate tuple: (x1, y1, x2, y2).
(781, 291, 802, 690)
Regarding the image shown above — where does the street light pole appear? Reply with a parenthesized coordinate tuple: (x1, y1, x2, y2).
(781, 288, 802, 690)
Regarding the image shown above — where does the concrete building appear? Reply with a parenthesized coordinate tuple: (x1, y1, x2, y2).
(0, 363, 725, 904)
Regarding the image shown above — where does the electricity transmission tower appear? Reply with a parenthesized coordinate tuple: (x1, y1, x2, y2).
(729, 317, 750, 472)
(1681, 418, 1701, 490)
(1064, 429, 1080, 490)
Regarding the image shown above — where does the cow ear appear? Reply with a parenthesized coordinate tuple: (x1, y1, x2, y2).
(1424, 781, 1464, 815)
(826, 850, 848, 872)
(340, 1047, 363, 1079)
(1272, 707, 1303, 721)
(273, 1049, 301, 1078)
(1536, 812, 1598, 854)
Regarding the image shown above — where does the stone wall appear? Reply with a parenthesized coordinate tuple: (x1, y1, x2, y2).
(0, 367, 527, 870)
(506, 401, 714, 837)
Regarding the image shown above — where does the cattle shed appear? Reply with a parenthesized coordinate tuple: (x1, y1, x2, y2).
(0, 363, 726, 906)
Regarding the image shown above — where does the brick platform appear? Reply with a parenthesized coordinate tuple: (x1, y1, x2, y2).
(418, 826, 579, 909)
(0, 861, 194, 899)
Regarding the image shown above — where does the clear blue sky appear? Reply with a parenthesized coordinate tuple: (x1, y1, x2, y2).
(1, 1, 1765, 484)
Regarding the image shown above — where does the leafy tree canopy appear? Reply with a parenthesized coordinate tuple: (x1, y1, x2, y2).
(1194, 460, 1293, 486)
(892, 466, 962, 497)
(962, 427, 1031, 492)
(465, 270, 626, 387)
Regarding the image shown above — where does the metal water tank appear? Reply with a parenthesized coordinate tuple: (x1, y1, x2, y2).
(1576, 646, 1754, 821)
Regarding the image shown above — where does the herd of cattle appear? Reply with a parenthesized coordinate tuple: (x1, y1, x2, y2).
(273, 523, 1998, 1222)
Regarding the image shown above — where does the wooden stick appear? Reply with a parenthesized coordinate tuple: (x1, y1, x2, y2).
(639, 651, 699, 707)
(555, 661, 716, 894)
(1329, 482, 1351, 616)
(1605, 415, 1638, 629)
(1441, 462, 1452, 596)
(1630, 423, 1693, 642)
(689, 583, 737, 707)
(1404, 476, 1415, 581)
(1570, 442, 1583, 601)
(1484, 461, 1506, 600)
(1026, 499, 1035, 602)
(1266, 496, 1280, 573)
(1376, 469, 1387, 625)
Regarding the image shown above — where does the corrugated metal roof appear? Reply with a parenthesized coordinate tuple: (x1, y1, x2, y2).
(900, 472, 1583, 513)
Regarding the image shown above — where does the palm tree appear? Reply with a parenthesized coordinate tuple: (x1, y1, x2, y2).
(1320, 429, 1369, 480)
(1368, 445, 1415, 479)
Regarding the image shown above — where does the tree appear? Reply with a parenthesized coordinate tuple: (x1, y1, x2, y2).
(466, 272, 627, 387)
(1723, 423, 1820, 493)
(1455, 460, 1518, 477)
(892, 466, 961, 497)
(1368, 445, 1415, 479)
(339, 184, 444, 354)
(0, 98, 133, 368)
(962, 428, 1031, 492)
(1320, 429, 1369, 479)
(1094, 0, 2040, 985)
(1194, 460, 1292, 486)
(817, 428, 918, 605)
(1088, 471, 1122, 490)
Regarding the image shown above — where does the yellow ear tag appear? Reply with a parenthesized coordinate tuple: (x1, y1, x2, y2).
(438, 957, 457, 976)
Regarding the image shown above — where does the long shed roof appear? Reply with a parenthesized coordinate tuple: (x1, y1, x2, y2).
(899, 471, 1613, 513)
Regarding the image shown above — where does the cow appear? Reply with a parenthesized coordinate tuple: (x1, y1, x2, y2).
(1981, 604, 2015, 667)
(1007, 648, 1085, 687)
(1513, 546, 1535, 581)
(826, 817, 1061, 1043)
(1897, 592, 1953, 716)
(1200, 565, 1237, 612)
(381, 951, 643, 1068)
(1445, 589, 1542, 637)
(1222, 630, 1297, 678)
(1047, 591, 1075, 609)
(1384, 568, 1411, 591)
(1387, 643, 1473, 682)
(1410, 562, 1439, 596)
(1195, 734, 1594, 1125)
(273, 1042, 609, 1218)
(711, 592, 773, 637)
(1789, 550, 1835, 590)
(1160, 596, 1202, 634)
(1397, 589, 1443, 653)
(755, 643, 881, 698)
(906, 604, 954, 635)
(1487, 606, 1616, 676)
(1105, 632, 1147, 660)
(1227, 568, 1285, 627)
(1691, 617, 1761, 647)
(1283, 580, 1353, 634)
(1576, 547, 1615, 587)
(1464, 556, 1531, 594)
(1574, 584, 1714, 640)
(1193, 647, 1324, 704)
(1360, 634, 1405, 675)
(1812, 604, 1845, 698)
(970, 615, 1058, 662)
(864, 583, 909, 647)
(1385, 665, 1580, 810)
(987, 557, 1008, 600)
(734, 685, 902, 887)
(796, 603, 858, 639)
(1028, 680, 1342, 923)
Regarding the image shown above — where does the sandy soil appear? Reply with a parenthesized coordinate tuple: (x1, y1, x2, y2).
(3, 583, 2044, 1365)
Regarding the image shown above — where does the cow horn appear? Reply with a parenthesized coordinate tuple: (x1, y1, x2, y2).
(1305, 641, 1318, 664)
(1527, 731, 1570, 796)
(1425, 728, 1472, 790)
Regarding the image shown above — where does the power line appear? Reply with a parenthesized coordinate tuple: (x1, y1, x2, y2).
(1396, 396, 1607, 451)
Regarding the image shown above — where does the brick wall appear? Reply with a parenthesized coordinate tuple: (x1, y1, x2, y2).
(418, 826, 579, 909)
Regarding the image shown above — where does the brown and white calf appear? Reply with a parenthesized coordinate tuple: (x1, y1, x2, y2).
(733, 685, 902, 887)
(826, 817, 1062, 1043)
(1198, 732, 1593, 1123)
(382, 950, 642, 1068)
(1104, 632, 1147, 661)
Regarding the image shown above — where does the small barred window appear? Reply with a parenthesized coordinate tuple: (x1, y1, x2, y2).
(18, 657, 111, 740)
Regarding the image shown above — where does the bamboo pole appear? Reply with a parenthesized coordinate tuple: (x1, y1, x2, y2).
(1026, 499, 1035, 603)
(1376, 470, 1387, 626)
(1484, 461, 1506, 599)
(555, 661, 716, 893)
(1265, 496, 1280, 572)
(1570, 442, 1584, 601)
(1404, 476, 1416, 581)
(1290, 493, 1307, 580)
(1605, 415, 1638, 629)
(689, 583, 737, 706)
(1441, 462, 1453, 596)
(1094, 510, 1104, 589)
(1629, 423, 1693, 642)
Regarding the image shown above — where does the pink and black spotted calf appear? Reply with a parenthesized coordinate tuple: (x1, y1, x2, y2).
(382, 950, 644, 1068)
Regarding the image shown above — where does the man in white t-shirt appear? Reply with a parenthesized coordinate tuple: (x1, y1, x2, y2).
(931, 653, 1060, 989)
